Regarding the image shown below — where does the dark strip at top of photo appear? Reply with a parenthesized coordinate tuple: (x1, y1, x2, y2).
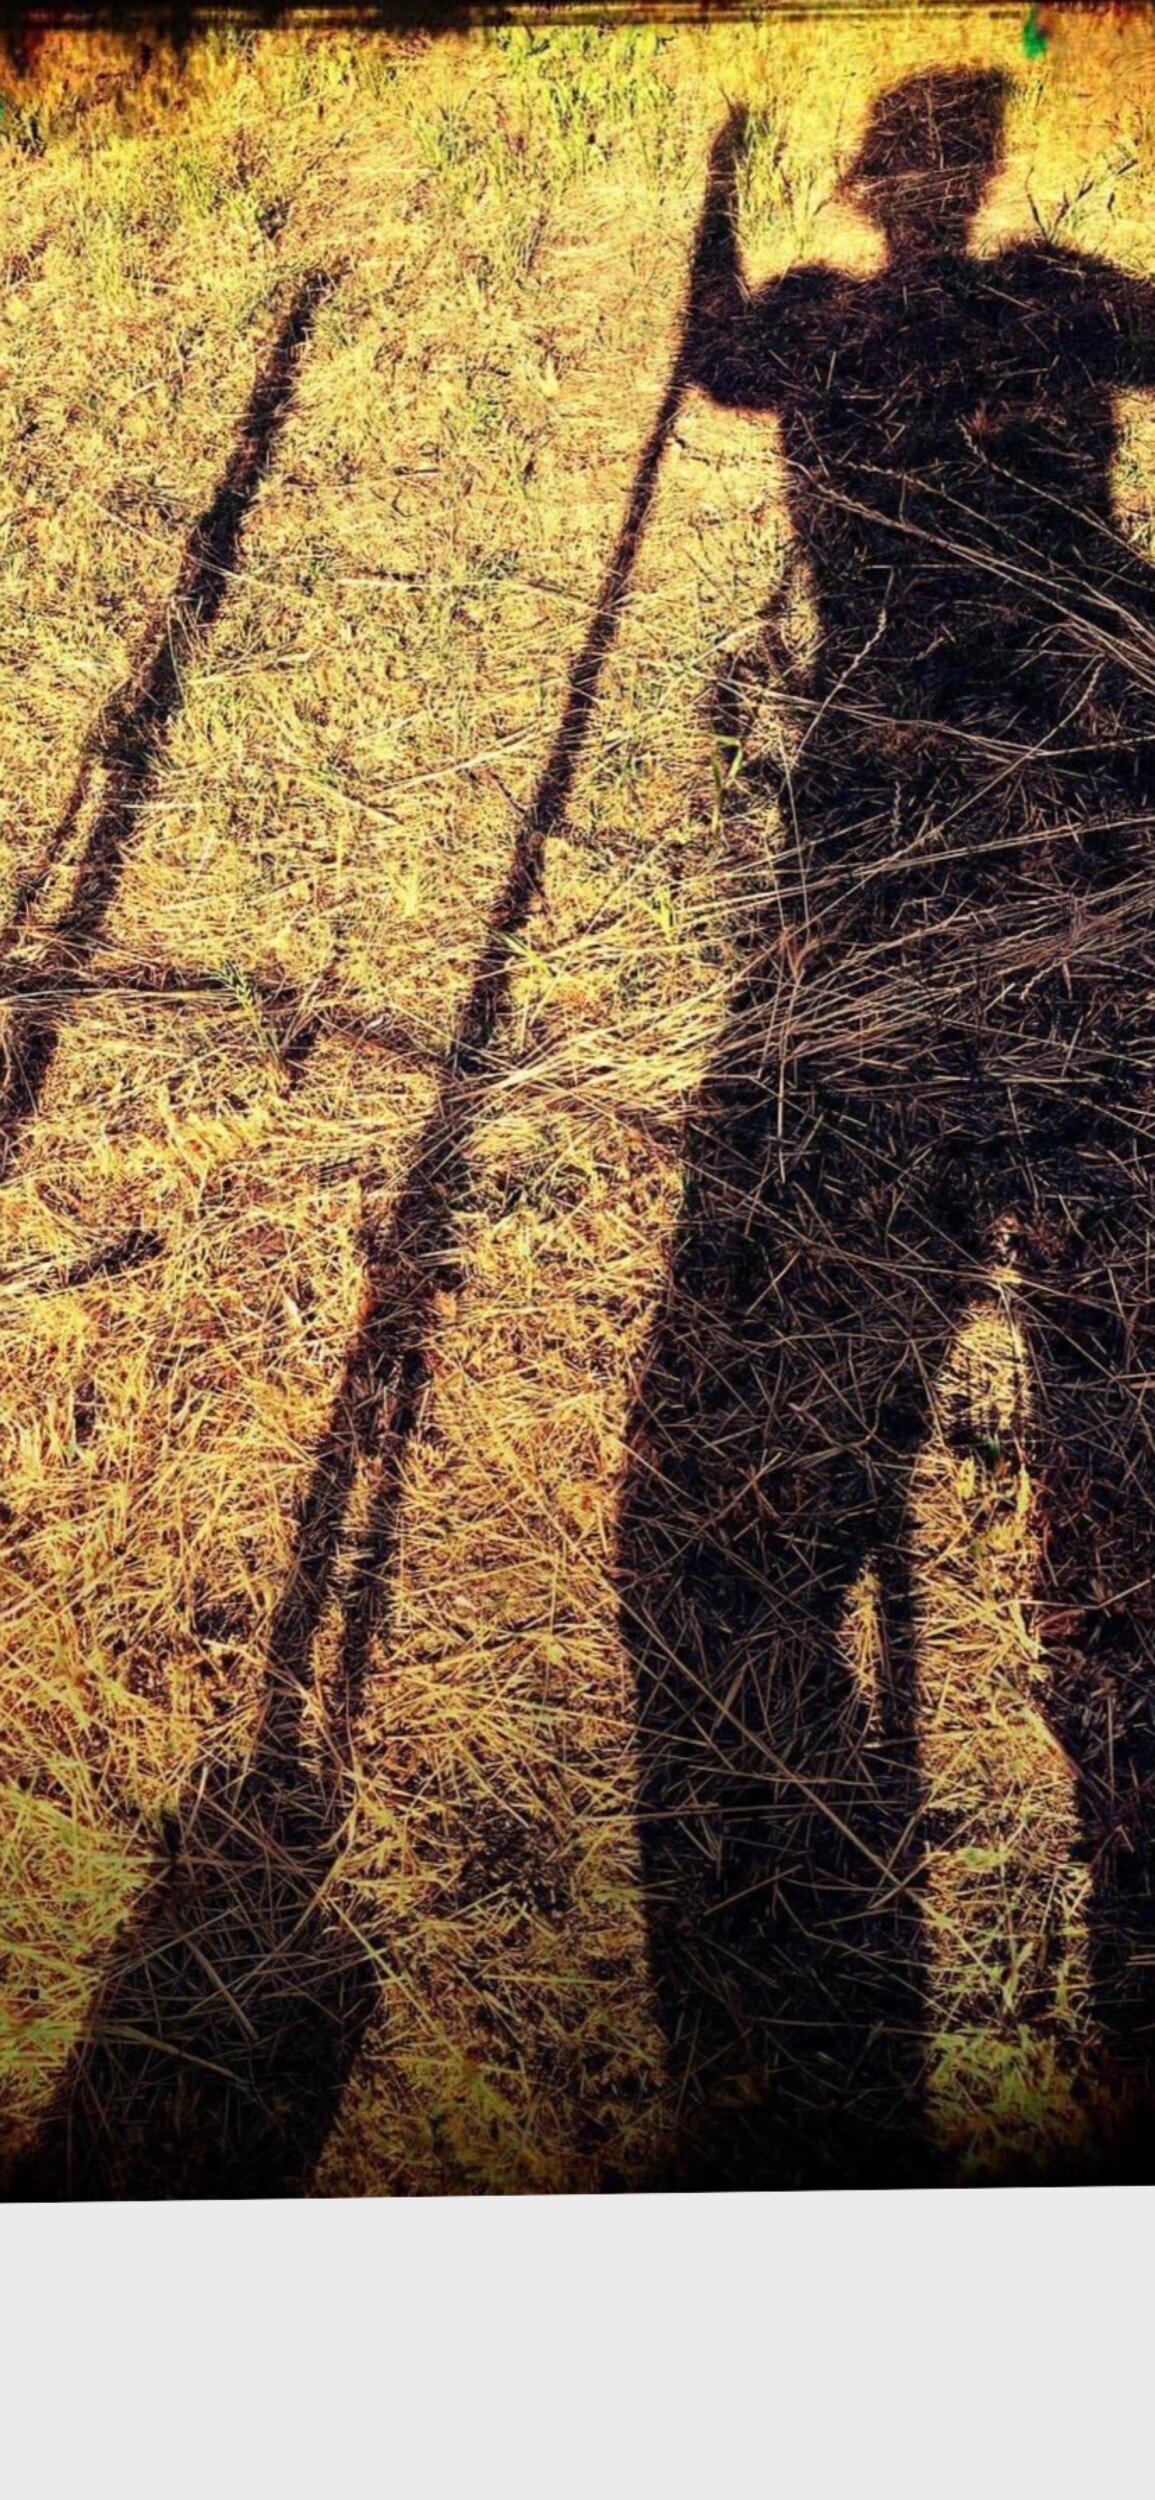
(2, 0, 1149, 38)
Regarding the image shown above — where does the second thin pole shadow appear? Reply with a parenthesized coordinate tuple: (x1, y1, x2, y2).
(0, 267, 333, 1182)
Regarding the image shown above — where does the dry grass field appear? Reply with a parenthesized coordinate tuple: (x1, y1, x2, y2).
(2, 4, 1155, 2195)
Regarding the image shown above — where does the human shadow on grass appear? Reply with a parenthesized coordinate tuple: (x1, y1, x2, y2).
(617, 73, 1155, 2189)
(7, 204, 691, 2197)
(0, 267, 332, 1182)
(0, 267, 366, 2202)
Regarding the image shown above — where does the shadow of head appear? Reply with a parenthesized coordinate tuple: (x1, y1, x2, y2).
(839, 67, 1014, 256)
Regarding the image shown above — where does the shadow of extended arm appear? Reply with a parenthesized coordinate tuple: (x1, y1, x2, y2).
(684, 104, 780, 411)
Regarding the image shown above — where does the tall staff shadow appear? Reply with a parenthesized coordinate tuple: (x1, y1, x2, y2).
(618, 71, 1155, 2188)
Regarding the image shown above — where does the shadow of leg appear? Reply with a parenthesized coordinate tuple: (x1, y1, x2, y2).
(618, 1072, 969, 2189)
(1026, 1172, 1155, 2178)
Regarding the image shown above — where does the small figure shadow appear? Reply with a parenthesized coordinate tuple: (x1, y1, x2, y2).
(618, 73, 1155, 2187)
(1, 268, 360, 2202)
(6, 230, 682, 2197)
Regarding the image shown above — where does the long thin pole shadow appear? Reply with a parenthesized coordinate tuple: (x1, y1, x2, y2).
(0, 268, 334, 1180)
(259, 253, 697, 1777)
